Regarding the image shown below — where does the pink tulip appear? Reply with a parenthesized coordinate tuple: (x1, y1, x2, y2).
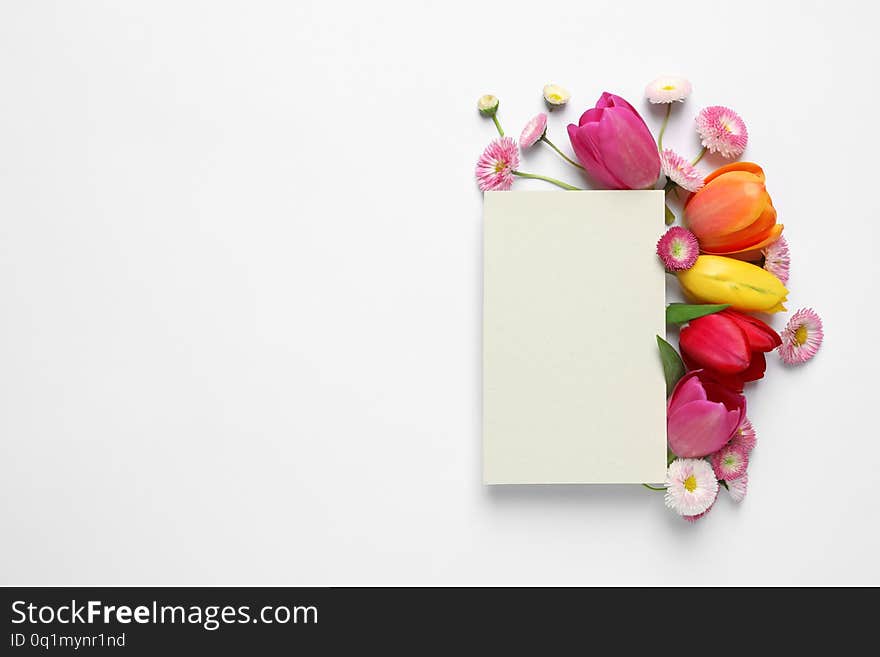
(667, 370, 746, 458)
(567, 92, 661, 190)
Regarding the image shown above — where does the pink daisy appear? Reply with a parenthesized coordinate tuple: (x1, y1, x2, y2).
(661, 149, 704, 192)
(683, 499, 715, 523)
(779, 308, 824, 364)
(711, 444, 749, 481)
(763, 236, 790, 285)
(475, 137, 520, 192)
(656, 226, 699, 271)
(730, 417, 756, 453)
(726, 474, 748, 503)
(519, 113, 548, 148)
(665, 458, 718, 517)
(645, 75, 692, 104)
(695, 106, 748, 158)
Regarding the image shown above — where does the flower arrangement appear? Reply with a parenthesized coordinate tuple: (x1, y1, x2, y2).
(473, 78, 823, 522)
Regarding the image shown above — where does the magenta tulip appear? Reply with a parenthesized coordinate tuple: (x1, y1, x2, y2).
(567, 92, 661, 190)
(667, 370, 746, 458)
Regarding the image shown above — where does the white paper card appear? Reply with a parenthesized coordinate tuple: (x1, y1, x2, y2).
(483, 191, 667, 484)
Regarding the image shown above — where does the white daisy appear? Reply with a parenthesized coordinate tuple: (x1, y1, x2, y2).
(726, 474, 749, 503)
(665, 458, 718, 516)
(542, 83, 571, 108)
(645, 75, 692, 103)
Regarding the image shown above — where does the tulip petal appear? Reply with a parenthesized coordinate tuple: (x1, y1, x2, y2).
(593, 106, 660, 189)
(668, 371, 708, 407)
(568, 120, 627, 189)
(703, 224, 785, 256)
(567, 123, 599, 168)
(705, 387, 746, 435)
(577, 106, 604, 127)
(739, 350, 767, 382)
(597, 92, 638, 114)
(707, 372, 745, 393)
(680, 313, 751, 373)
(723, 407, 746, 441)
(685, 172, 768, 247)
(702, 161, 765, 186)
(701, 202, 777, 254)
(721, 309, 782, 352)
(667, 400, 739, 457)
(702, 378, 747, 417)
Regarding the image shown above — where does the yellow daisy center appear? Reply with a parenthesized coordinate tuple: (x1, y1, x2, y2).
(683, 475, 697, 492)
(548, 93, 563, 102)
(494, 160, 506, 173)
(795, 324, 809, 346)
(661, 84, 676, 91)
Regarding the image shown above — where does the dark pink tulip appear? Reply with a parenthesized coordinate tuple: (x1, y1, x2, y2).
(667, 370, 746, 458)
(567, 92, 661, 190)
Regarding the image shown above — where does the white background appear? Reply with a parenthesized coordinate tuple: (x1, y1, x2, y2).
(1, 0, 877, 585)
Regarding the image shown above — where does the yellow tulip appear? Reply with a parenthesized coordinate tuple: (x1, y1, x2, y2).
(677, 255, 788, 313)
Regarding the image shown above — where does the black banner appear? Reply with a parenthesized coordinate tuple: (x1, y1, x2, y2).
(0, 586, 865, 652)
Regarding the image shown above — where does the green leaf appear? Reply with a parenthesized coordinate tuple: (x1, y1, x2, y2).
(667, 448, 677, 466)
(656, 335, 686, 397)
(664, 203, 675, 226)
(665, 303, 729, 324)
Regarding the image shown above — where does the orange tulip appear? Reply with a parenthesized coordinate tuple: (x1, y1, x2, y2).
(683, 162, 783, 256)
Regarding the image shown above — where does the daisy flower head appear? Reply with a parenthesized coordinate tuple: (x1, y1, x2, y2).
(726, 474, 748, 503)
(646, 75, 692, 104)
(779, 308, 824, 364)
(665, 458, 718, 517)
(661, 149, 704, 192)
(519, 113, 548, 149)
(730, 417, 756, 453)
(696, 106, 748, 158)
(542, 83, 571, 109)
(763, 236, 790, 286)
(711, 443, 749, 481)
(656, 226, 700, 271)
(683, 499, 715, 523)
(475, 137, 520, 192)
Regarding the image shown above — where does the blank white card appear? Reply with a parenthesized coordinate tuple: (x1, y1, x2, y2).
(483, 191, 667, 484)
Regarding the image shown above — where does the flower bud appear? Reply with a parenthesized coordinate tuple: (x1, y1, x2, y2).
(477, 94, 499, 117)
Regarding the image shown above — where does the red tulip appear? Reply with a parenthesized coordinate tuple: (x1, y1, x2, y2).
(679, 309, 782, 389)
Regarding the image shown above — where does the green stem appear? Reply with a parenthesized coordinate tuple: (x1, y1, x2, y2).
(657, 103, 672, 151)
(642, 483, 666, 491)
(512, 170, 582, 191)
(540, 135, 585, 170)
(664, 203, 675, 225)
(691, 147, 707, 165)
(491, 114, 504, 137)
